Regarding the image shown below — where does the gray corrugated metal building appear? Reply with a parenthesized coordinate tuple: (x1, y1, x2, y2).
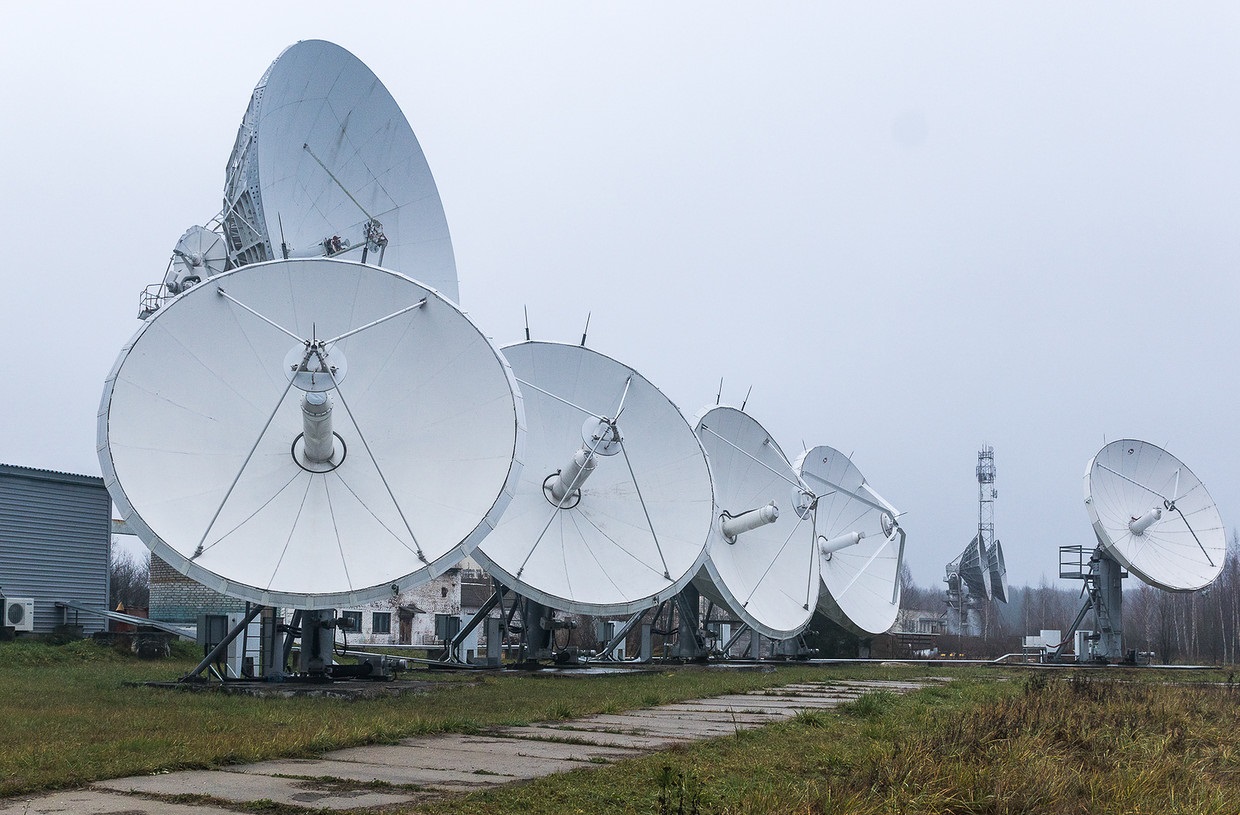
(0, 464, 110, 634)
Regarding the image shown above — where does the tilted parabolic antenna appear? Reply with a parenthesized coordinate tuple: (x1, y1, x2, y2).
(165, 226, 228, 295)
(139, 224, 231, 319)
(795, 445, 906, 639)
(944, 534, 991, 636)
(986, 540, 1008, 604)
(222, 40, 459, 302)
(1053, 439, 1225, 662)
(465, 341, 714, 662)
(944, 445, 1004, 637)
(99, 258, 523, 615)
(959, 533, 992, 599)
(691, 406, 820, 652)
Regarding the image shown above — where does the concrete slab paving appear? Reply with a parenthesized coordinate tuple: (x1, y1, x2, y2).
(701, 693, 857, 707)
(391, 733, 643, 762)
(573, 713, 745, 737)
(319, 745, 570, 779)
(0, 789, 239, 815)
(95, 769, 423, 810)
(639, 707, 783, 723)
(318, 739, 622, 781)
(493, 725, 685, 750)
(548, 722, 698, 742)
(230, 756, 505, 788)
(593, 708, 763, 725)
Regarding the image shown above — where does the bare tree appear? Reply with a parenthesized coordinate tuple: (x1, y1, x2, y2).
(109, 539, 149, 610)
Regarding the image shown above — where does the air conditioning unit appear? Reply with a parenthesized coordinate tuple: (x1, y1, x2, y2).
(3, 598, 35, 632)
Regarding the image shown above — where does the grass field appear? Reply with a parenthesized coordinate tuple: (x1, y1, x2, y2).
(4, 638, 1239, 814)
(0, 638, 937, 798)
(406, 671, 1240, 815)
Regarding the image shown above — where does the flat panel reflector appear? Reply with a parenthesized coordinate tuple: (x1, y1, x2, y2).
(472, 342, 714, 616)
(223, 40, 459, 301)
(1085, 439, 1224, 592)
(796, 445, 904, 637)
(693, 406, 819, 639)
(99, 258, 523, 608)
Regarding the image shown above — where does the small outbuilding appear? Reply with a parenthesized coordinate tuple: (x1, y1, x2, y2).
(0, 464, 111, 635)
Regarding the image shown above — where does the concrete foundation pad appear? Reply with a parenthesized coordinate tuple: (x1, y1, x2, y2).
(95, 769, 422, 809)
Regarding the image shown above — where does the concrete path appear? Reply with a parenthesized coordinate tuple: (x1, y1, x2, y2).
(0, 678, 929, 814)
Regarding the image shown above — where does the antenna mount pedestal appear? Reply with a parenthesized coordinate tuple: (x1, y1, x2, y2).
(1052, 545, 1127, 663)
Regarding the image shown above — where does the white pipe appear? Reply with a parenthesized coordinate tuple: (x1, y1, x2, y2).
(1129, 506, 1162, 535)
(721, 502, 779, 542)
(301, 391, 335, 462)
(549, 447, 597, 502)
(819, 530, 864, 556)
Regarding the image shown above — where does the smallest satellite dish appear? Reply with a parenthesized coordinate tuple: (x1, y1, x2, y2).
(1084, 439, 1225, 592)
(165, 226, 228, 295)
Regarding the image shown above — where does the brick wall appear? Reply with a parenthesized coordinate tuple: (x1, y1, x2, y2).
(149, 555, 246, 623)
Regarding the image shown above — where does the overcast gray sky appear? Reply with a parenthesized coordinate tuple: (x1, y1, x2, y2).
(2, 3, 1237, 590)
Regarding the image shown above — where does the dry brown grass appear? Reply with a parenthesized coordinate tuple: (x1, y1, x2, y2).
(408, 673, 1240, 815)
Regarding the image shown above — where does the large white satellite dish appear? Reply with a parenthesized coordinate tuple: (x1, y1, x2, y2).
(471, 341, 714, 616)
(795, 445, 905, 637)
(692, 406, 819, 639)
(222, 40, 459, 301)
(99, 257, 522, 609)
(1084, 439, 1224, 592)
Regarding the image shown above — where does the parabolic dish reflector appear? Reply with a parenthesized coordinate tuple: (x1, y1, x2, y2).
(958, 534, 991, 600)
(693, 406, 819, 639)
(98, 257, 522, 608)
(1084, 439, 1224, 592)
(795, 445, 904, 637)
(223, 40, 459, 301)
(165, 226, 227, 294)
(471, 342, 714, 616)
(986, 540, 1008, 604)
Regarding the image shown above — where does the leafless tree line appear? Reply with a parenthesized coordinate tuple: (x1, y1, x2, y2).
(109, 539, 149, 610)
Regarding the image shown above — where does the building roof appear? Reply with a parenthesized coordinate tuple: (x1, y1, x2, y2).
(0, 463, 104, 489)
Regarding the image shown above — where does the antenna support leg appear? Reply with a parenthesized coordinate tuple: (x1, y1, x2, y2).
(671, 585, 709, 661)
